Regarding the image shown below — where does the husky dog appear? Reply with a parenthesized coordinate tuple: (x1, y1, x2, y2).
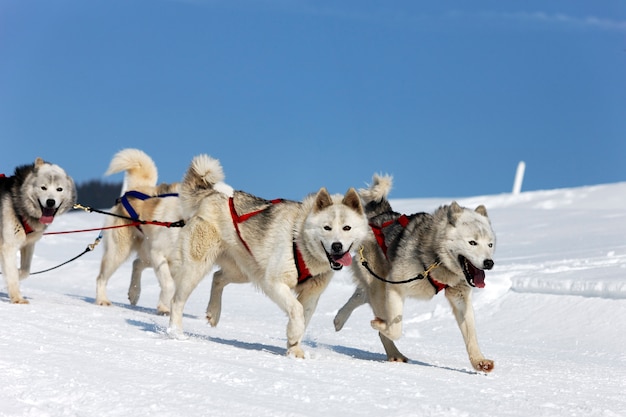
(0, 158, 76, 303)
(167, 154, 369, 358)
(334, 174, 496, 372)
(94, 149, 190, 314)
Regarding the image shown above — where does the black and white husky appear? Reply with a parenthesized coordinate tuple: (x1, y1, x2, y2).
(334, 174, 496, 372)
(0, 158, 76, 303)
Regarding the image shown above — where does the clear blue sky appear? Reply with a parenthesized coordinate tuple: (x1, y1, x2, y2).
(1, 0, 625, 200)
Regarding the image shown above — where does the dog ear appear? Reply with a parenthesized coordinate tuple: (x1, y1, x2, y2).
(342, 188, 364, 214)
(475, 205, 488, 217)
(447, 201, 463, 225)
(35, 157, 45, 167)
(314, 187, 333, 213)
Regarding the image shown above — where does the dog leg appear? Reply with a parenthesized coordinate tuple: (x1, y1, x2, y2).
(297, 274, 331, 330)
(19, 244, 35, 280)
(262, 281, 306, 358)
(206, 264, 249, 327)
(151, 255, 175, 316)
(445, 286, 494, 373)
(168, 218, 220, 338)
(370, 286, 404, 341)
(379, 332, 409, 362)
(1, 246, 29, 304)
(128, 258, 148, 306)
(95, 230, 135, 306)
(333, 286, 367, 331)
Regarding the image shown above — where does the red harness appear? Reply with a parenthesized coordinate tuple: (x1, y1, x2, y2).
(370, 214, 448, 294)
(20, 216, 35, 234)
(229, 197, 312, 283)
(369, 214, 410, 256)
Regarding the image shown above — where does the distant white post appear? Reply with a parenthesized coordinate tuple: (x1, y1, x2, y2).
(512, 161, 525, 195)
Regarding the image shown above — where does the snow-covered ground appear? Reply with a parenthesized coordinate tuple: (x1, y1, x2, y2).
(2, 183, 625, 417)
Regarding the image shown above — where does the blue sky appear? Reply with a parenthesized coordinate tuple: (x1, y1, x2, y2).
(1, 0, 625, 200)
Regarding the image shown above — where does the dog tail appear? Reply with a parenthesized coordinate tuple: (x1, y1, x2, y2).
(360, 174, 393, 204)
(359, 174, 393, 216)
(105, 148, 158, 191)
(182, 154, 228, 194)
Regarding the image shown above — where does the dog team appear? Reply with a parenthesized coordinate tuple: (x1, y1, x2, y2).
(0, 149, 496, 372)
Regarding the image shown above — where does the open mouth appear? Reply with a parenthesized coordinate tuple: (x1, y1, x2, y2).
(324, 243, 353, 271)
(39, 203, 58, 225)
(458, 255, 486, 288)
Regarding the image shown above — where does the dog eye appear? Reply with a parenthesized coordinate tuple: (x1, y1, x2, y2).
(488, 243, 493, 248)
(324, 226, 332, 231)
(56, 187, 63, 192)
(343, 226, 351, 231)
(469, 240, 477, 246)
(41, 186, 47, 191)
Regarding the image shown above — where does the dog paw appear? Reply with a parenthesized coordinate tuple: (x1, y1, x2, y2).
(206, 312, 219, 327)
(156, 303, 170, 316)
(388, 354, 409, 363)
(370, 317, 387, 332)
(287, 345, 305, 359)
(333, 315, 345, 331)
(473, 359, 495, 373)
(95, 299, 112, 307)
(11, 297, 29, 304)
(166, 326, 189, 340)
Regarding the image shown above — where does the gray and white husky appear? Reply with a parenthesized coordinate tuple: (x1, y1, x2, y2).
(0, 158, 76, 303)
(334, 174, 496, 372)
(167, 154, 370, 358)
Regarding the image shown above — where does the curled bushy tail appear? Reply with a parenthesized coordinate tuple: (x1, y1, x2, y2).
(359, 174, 393, 204)
(182, 154, 226, 192)
(180, 154, 232, 214)
(105, 149, 158, 191)
(359, 174, 393, 217)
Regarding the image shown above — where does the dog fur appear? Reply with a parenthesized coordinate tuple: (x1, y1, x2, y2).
(334, 174, 496, 372)
(94, 149, 188, 315)
(167, 154, 370, 358)
(0, 158, 76, 303)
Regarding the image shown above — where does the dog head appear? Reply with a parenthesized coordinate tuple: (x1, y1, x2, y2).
(301, 187, 369, 271)
(440, 202, 496, 288)
(17, 157, 77, 225)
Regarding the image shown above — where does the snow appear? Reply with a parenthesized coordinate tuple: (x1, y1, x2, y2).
(2, 182, 626, 417)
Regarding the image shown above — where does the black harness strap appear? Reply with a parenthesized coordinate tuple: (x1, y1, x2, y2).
(361, 214, 447, 293)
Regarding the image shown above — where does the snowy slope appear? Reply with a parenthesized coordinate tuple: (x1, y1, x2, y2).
(1, 183, 625, 417)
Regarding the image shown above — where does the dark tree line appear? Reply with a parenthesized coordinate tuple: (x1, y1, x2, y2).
(75, 180, 123, 209)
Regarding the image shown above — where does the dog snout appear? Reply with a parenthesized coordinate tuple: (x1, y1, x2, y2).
(46, 199, 56, 208)
(331, 242, 343, 253)
(483, 259, 494, 270)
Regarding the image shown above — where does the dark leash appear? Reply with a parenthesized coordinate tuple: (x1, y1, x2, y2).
(72, 203, 186, 229)
(357, 246, 446, 293)
(29, 234, 103, 275)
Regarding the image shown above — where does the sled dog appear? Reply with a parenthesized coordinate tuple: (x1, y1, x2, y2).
(0, 158, 76, 303)
(334, 174, 496, 372)
(94, 149, 232, 315)
(167, 154, 370, 358)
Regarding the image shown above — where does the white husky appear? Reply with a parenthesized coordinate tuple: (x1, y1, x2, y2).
(0, 158, 76, 303)
(167, 154, 370, 358)
(93, 149, 184, 314)
(334, 174, 497, 372)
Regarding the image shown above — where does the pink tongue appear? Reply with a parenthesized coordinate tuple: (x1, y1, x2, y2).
(474, 270, 486, 288)
(335, 252, 352, 267)
(40, 215, 54, 225)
